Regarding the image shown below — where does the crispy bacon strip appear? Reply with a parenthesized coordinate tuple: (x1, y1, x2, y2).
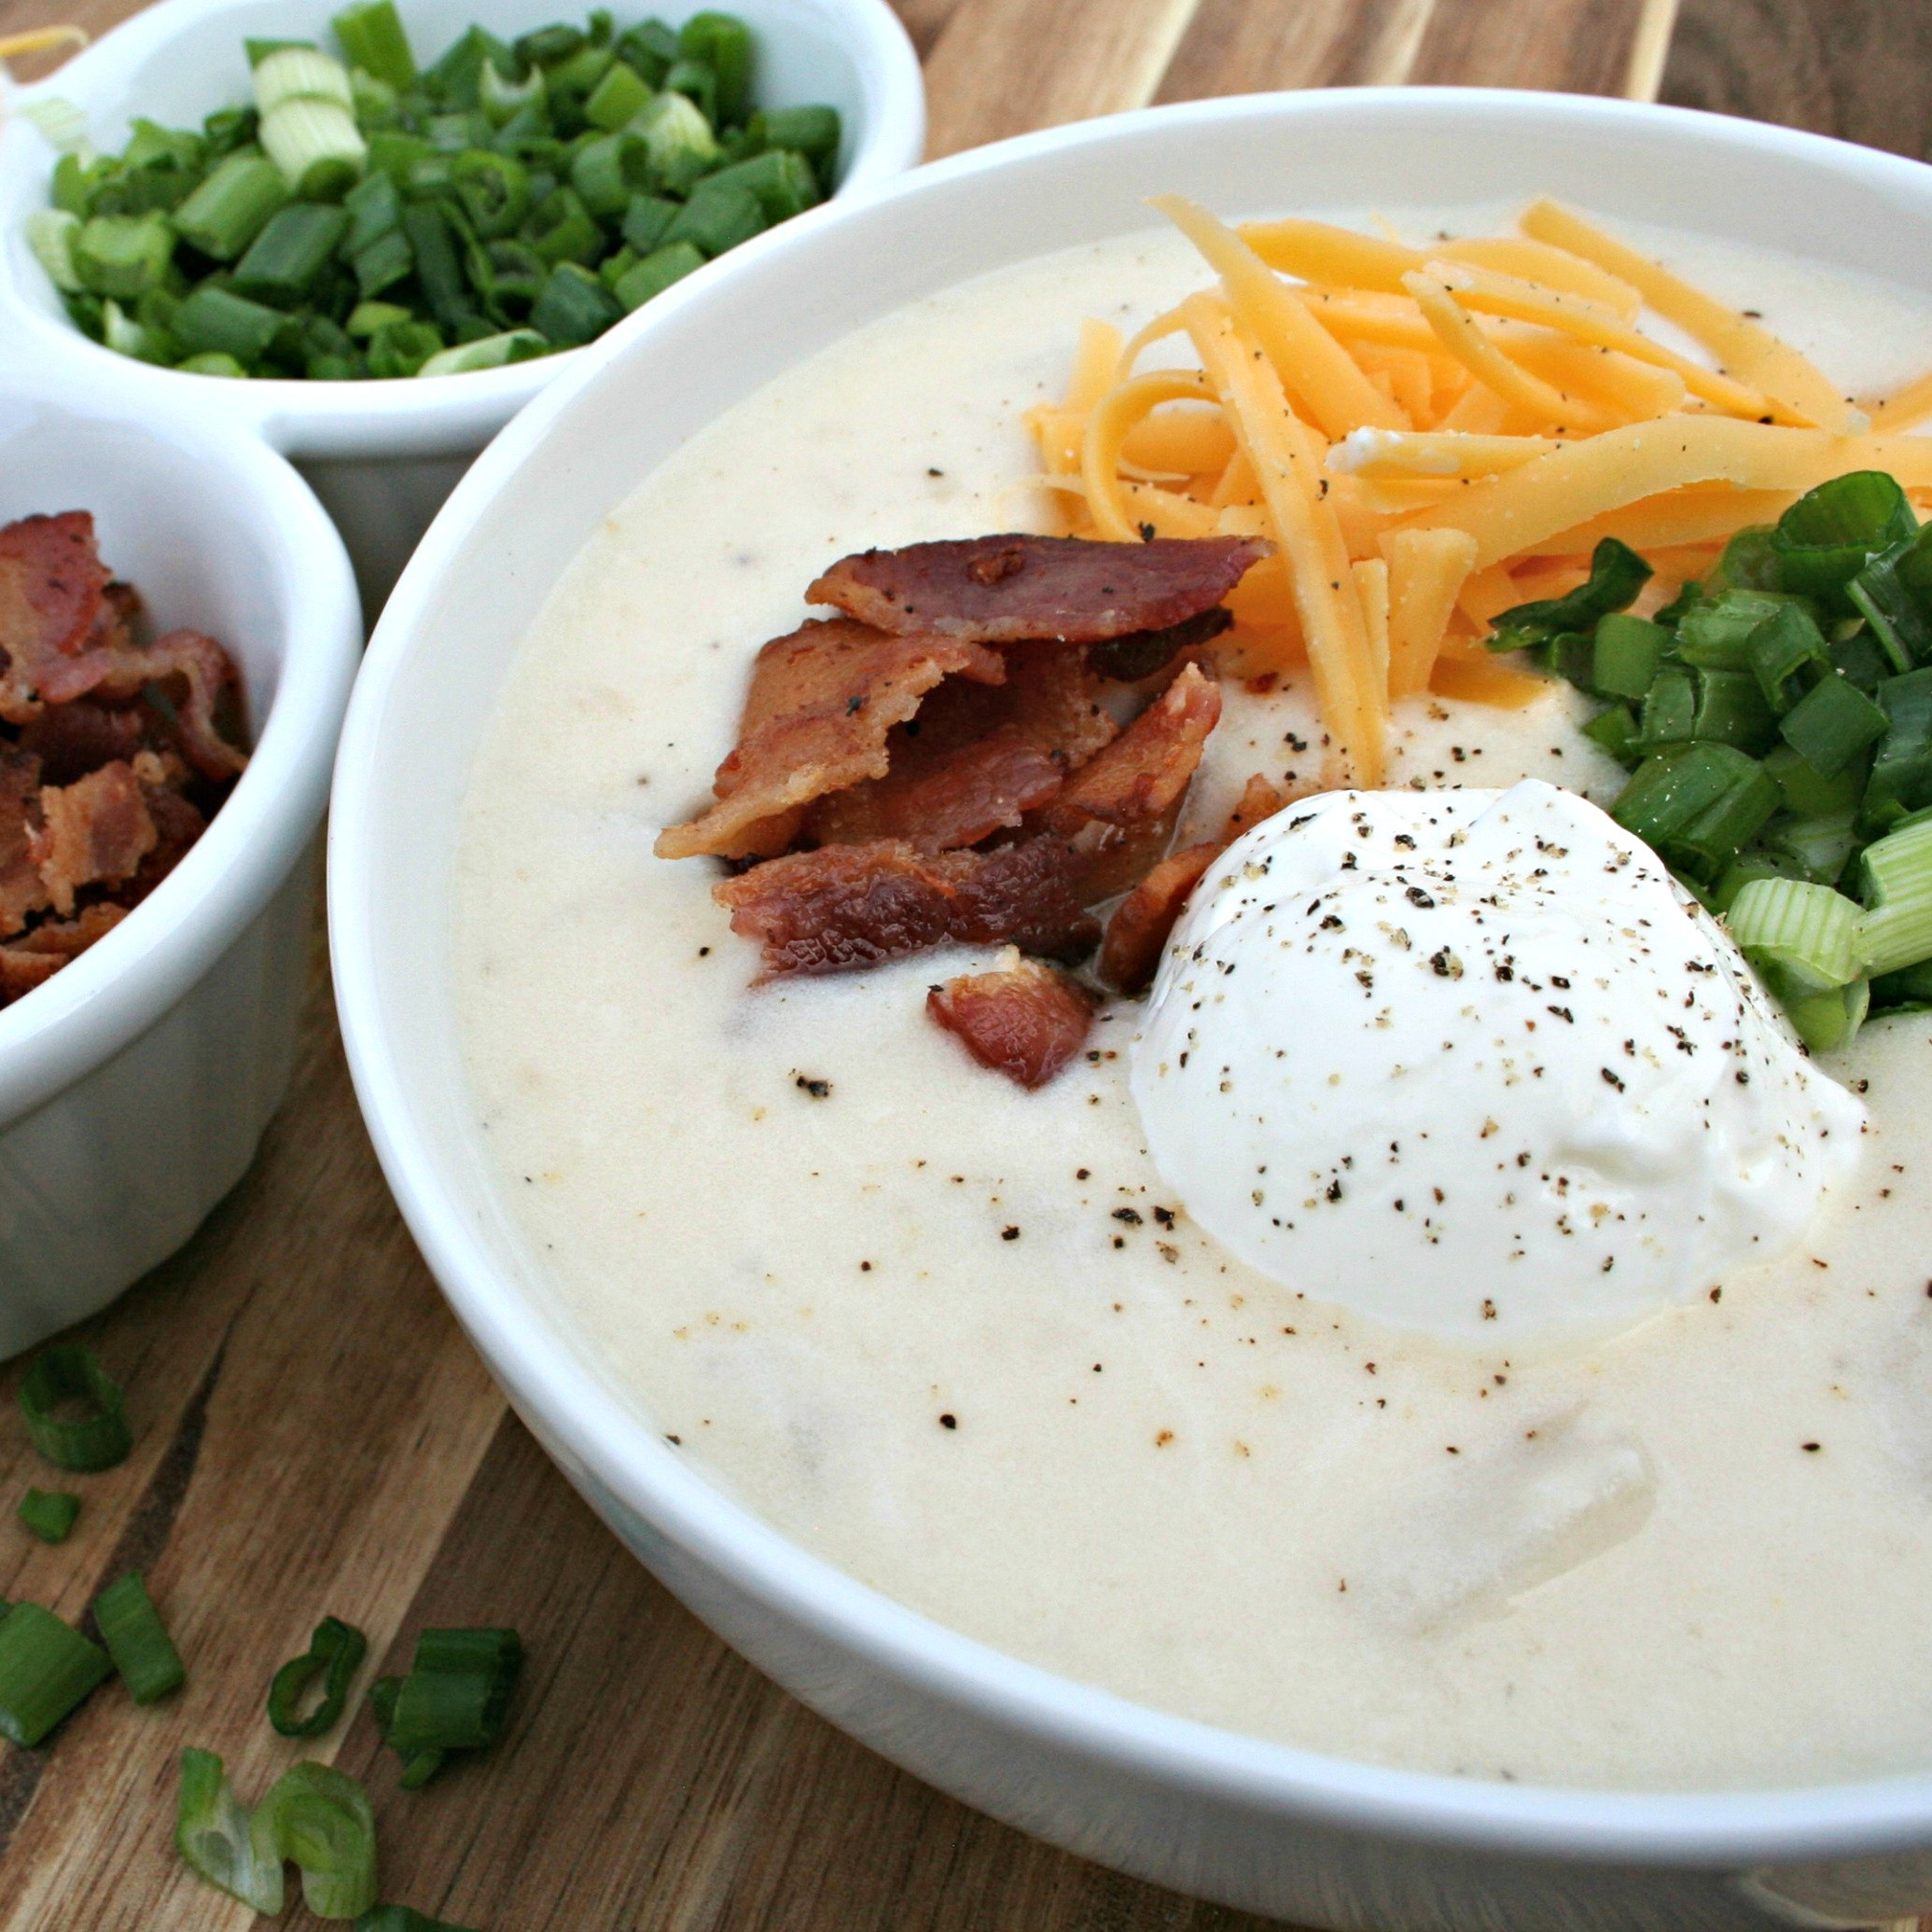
(0, 903, 126, 1000)
(927, 952, 1094, 1088)
(18, 699, 150, 785)
(1101, 773, 1291, 993)
(1043, 661, 1222, 836)
(91, 630, 247, 781)
(658, 619, 1005, 861)
(806, 534, 1272, 644)
(0, 512, 112, 723)
(811, 721, 1066, 852)
(0, 748, 47, 938)
(716, 836, 1098, 979)
(1088, 605, 1233, 683)
(32, 760, 157, 917)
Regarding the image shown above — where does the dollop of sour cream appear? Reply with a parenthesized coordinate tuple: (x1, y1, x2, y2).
(1130, 781, 1865, 1344)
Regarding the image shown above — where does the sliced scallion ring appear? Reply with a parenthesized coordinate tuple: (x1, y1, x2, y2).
(18, 1344, 132, 1472)
(270, 1616, 368, 1738)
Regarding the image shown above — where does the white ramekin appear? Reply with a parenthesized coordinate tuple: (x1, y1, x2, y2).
(330, 88, 1932, 1931)
(0, 0, 923, 617)
(0, 375, 358, 1357)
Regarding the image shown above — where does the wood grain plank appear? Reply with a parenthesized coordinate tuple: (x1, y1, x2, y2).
(1660, 0, 1932, 160)
(0, 931, 506, 1932)
(922, 0, 1202, 158)
(1156, 0, 1438, 99)
(341, 1414, 1301, 1932)
(885, 0, 967, 64)
(1404, 0, 1653, 96)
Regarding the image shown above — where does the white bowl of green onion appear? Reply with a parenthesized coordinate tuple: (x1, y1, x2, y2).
(0, 0, 924, 619)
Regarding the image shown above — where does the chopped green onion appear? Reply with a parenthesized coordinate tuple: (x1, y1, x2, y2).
(1581, 700, 1641, 767)
(1728, 876, 1861, 991)
(531, 260, 619, 342)
(619, 192, 679, 254)
(260, 99, 367, 198)
(255, 46, 356, 117)
(1772, 470, 1917, 605)
(1848, 522, 1932, 672)
(661, 57, 717, 125)
(257, 1761, 380, 1919)
(663, 178, 764, 257)
(26, 209, 84, 293)
(176, 1748, 286, 1912)
(74, 213, 174, 299)
(19, 1344, 132, 1473)
(177, 351, 249, 376)
(342, 168, 403, 253)
(1489, 537, 1650, 652)
(702, 147, 819, 224)
(759, 104, 841, 171)
(93, 1571, 185, 1704)
(172, 285, 286, 363)
(1746, 602, 1830, 713)
(616, 18, 679, 85)
(233, 202, 350, 302)
(1675, 588, 1801, 672)
(1770, 973, 1868, 1053)
(400, 202, 475, 330)
(367, 319, 446, 377)
(516, 21, 588, 67)
(569, 131, 650, 218)
(678, 13, 753, 121)
(0, 1603, 111, 1745)
(1778, 669, 1890, 779)
(246, 36, 318, 67)
(418, 328, 547, 375)
(174, 151, 292, 259)
(583, 59, 651, 132)
(353, 226, 415, 300)
(1857, 816, 1932, 976)
(369, 1626, 522, 1787)
(347, 299, 411, 335)
(1691, 667, 1775, 752)
(333, 0, 418, 90)
(1612, 741, 1778, 885)
(1637, 664, 1694, 748)
(354, 1908, 483, 1932)
(18, 1489, 78, 1544)
(452, 150, 531, 239)
(613, 238, 702, 310)
(101, 298, 163, 362)
(522, 184, 601, 265)
(632, 90, 719, 187)
(1863, 666, 1932, 832)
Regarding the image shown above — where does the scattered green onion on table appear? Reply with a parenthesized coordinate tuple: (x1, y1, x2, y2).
(25, 2, 839, 379)
(17, 1486, 79, 1544)
(1488, 468, 1932, 1051)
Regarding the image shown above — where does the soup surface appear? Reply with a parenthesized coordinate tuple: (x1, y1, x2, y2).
(455, 209, 1932, 1791)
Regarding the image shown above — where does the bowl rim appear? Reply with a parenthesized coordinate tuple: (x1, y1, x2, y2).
(0, 370, 360, 1128)
(330, 82, 1932, 1867)
(0, 0, 924, 461)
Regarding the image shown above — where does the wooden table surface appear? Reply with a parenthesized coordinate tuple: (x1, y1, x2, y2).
(0, 1, 1928, 1927)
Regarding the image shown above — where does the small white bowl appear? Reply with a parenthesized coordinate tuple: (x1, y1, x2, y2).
(0, 0, 923, 617)
(331, 89, 1932, 1932)
(0, 375, 358, 1357)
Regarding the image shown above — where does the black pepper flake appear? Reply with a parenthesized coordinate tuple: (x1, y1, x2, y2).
(939, 1413, 958, 1429)
(795, 1074, 832, 1098)
(1601, 1067, 1625, 1091)
(1001, 1225, 1021, 1241)
(1113, 1207, 1143, 1225)
(1801, 1441, 1820, 1452)
(1076, 1167, 1091, 1180)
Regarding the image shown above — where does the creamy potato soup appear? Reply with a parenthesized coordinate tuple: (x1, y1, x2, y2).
(455, 209, 1932, 1791)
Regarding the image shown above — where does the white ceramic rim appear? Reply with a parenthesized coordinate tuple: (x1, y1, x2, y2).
(331, 85, 1932, 1869)
(0, 373, 360, 1127)
(0, 0, 924, 460)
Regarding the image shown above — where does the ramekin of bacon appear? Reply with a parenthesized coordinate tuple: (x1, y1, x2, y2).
(0, 376, 358, 1355)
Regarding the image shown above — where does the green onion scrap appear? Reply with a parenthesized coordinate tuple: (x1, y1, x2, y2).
(270, 1614, 368, 1737)
(18, 1344, 132, 1473)
(355, 1907, 484, 1932)
(1487, 473, 1932, 1049)
(0, 1602, 111, 1746)
(17, 1488, 79, 1545)
(93, 1571, 186, 1705)
(369, 1625, 522, 1788)
(29, 3, 840, 379)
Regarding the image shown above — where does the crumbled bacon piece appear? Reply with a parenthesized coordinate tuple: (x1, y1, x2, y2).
(927, 951, 1094, 1088)
(657, 619, 1005, 860)
(806, 534, 1272, 644)
(811, 721, 1066, 852)
(0, 512, 113, 722)
(0, 903, 126, 999)
(716, 836, 1097, 978)
(0, 748, 47, 938)
(1001, 647, 1118, 767)
(91, 629, 246, 781)
(33, 760, 157, 917)
(18, 699, 149, 785)
(1043, 661, 1222, 836)
(1087, 605, 1232, 684)
(1100, 773, 1293, 993)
